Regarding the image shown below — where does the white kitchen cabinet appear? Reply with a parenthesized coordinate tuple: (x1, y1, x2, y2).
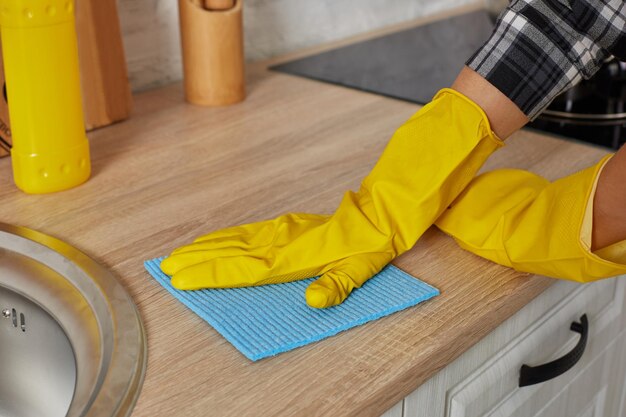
(380, 400, 403, 417)
(383, 277, 626, 417)
(613, 328, 626, 416)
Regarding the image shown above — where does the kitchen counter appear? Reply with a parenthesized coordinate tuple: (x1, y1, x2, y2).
(0, 11, 611, 417)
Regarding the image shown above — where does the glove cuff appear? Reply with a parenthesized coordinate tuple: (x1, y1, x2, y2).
(581, 154, 626, 266)
(434, 88, 504, 148)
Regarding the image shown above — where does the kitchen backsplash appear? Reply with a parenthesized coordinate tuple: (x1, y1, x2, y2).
(117, 0, 480, 92)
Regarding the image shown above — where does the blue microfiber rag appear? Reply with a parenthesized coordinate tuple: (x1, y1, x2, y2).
(145, 257, 439, 361)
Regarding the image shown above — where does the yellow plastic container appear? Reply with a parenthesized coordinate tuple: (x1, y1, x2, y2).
(0, 0, 90, 193)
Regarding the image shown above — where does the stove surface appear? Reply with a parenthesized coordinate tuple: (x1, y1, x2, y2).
(272, 11, 493, 105)
(272, 10, 625, 149)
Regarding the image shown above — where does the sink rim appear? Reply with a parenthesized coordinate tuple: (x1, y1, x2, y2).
(0, 222, 147, 417)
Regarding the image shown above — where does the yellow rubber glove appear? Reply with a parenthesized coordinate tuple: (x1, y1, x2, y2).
(435, 156, 626, 282)
(161, 88, 503, 307)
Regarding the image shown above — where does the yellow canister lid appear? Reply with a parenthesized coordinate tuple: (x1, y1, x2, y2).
(0, 0, 74, 28)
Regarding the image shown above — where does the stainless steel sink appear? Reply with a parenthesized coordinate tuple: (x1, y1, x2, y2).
(0, 223, 147, 417)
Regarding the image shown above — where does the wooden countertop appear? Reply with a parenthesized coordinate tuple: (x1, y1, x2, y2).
(0, 11, 610, 417)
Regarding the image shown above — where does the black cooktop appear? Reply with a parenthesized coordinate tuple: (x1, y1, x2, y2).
(271, 10, 625, 149)
(272, 11, 493, 105)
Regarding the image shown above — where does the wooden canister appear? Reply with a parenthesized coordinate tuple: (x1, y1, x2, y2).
(178, 0, 245, 106)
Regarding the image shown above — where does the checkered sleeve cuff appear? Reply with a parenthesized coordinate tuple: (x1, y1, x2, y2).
(467, 0, 625, 120)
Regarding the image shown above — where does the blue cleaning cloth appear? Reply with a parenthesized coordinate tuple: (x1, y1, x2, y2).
(145, 257, 439, 361)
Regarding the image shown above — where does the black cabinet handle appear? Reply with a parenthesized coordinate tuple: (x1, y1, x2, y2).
(519, 314, 588, 387)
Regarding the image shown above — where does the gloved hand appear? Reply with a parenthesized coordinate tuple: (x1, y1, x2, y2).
(161, 88, 503, 308)
(435, 156, 626, 281)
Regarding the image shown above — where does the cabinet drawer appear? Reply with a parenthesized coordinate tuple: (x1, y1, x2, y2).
(403, 277, 626, 417)
(522, 329, 626, 417)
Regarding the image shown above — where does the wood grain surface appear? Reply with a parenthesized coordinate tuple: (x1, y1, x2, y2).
(0, 17, 610, 417)
(75, 0, 132, 130)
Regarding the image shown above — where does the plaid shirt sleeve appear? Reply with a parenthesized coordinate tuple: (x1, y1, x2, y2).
(467, 0, 626, 120)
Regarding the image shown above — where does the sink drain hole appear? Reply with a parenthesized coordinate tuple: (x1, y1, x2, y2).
(20, 312, 25, 332)
(11, 308, 16, 327)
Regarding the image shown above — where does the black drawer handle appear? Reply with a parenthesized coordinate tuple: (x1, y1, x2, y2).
(519, 314, 588, 387)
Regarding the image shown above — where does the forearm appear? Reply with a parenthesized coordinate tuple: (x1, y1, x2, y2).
(454, 0, 626, 251)
(451, 66, 528, 139)
(593, 146, 626, 250)
(452, 68, 626, 252)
